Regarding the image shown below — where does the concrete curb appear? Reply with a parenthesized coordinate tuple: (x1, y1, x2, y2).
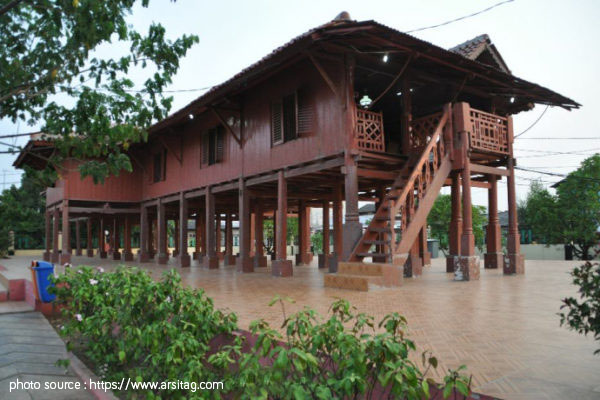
(68, 352, 120, 400)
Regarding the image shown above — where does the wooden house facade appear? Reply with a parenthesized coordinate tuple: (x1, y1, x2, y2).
(15, 13, 579, 288)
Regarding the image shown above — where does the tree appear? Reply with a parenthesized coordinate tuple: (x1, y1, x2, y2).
(1, 1, 198, 183)
(427, 194, 486, 256)
(0, 167, 47, 250)
(520, 180, 560, 244)
(263, 217, 298, 254)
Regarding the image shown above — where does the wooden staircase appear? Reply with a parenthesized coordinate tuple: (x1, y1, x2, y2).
(325, 104, 454, 291)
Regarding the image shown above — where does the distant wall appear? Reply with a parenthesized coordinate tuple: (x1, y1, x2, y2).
(521, 244, 565, 260)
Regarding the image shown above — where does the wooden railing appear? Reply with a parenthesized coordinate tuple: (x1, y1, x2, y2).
(355, 109, 385, 152)
(410, 111, 443, 150)
(468, 108, 509, 155)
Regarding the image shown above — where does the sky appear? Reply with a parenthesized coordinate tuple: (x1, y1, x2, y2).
(1, 0, 599, 210)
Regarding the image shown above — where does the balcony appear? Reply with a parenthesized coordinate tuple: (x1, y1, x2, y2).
(355, 109, 385, 153)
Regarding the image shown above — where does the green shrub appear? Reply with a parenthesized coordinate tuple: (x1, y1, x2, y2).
(560, 259, 600, 355)
(51, 266, 239, 399)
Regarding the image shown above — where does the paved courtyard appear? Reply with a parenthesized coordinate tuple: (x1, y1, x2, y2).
(3, 253, 600, 399)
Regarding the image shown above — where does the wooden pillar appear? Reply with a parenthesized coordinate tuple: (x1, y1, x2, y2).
(157, 199, 168, 264)
(458, 131, 480, 280)
(60, 201, 71, 264)
(249, 212, 256, 257)
(372, 186, 387, 263)
(138, 206, 149, 262)
(224, 212, 236, 265)
(343, 157, 362, 261)
(296, 200, 307, 266)
(447, 173, 462, 272)
(330, 183, 343, 272)
(51, 208, 59, 262)
(419, 227, 430, 266)
(485, 175, 503, 269)
(193, 213, 202, 261)
(98, 217, 107, 258)
(204, 187, 218, 269)
(111, 218, 121, 260)
(148, 215, 155, 259)
(86, 218, 93, 257)
(254, 201, 267, 268)
(177, 192, 191, 267)
(505, 158, 525, 274)
(401, 78, 412, 154)
(272, 170, 292, 276)
(75, 219, 82, 256)
(43, 211, 51, 261)
(271, 211, 277, 260)
(215, 214, 222, 258)
(237, 178, 253, 272)
(122, 216, 133, 261)
(318, 201, 330, 269)
(173, 218, 179, 258)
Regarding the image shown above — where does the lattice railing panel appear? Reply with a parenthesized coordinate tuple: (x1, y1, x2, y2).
(355, 109, 385, 152)
(410, 112, 442, 150)
(469, 108, 509, 155)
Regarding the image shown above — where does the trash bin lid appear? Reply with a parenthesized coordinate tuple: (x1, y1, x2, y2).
(33, 260, 54, 270)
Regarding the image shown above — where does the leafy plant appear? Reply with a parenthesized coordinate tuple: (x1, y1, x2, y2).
(559, 257, 600, 355)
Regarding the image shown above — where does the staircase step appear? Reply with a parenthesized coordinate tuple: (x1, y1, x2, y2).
(324, 274, 384, 291)
(338, 261, 387, 276)
(363, 240, 390, 245)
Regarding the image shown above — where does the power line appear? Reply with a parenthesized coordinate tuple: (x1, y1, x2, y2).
(518, 137, 600, 140)
(514, 105, 549, 139)
(406, 0, 515, 33)
(0, 132, 37, 139)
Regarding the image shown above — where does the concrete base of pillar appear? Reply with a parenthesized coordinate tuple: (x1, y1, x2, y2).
(43, 251, 51, 262)
(328, 253, 339, 273)
(112, 251, 121, 261)
(422, 251, 431, 266)
(217, 252, 224, 261)
(192, 251, 202, 260)
(138, 252, 150, 263)
(59, 253, 71, 265)
(484, 252, 504, 269)
(253, 255, 267, 268)
(123, 252, 134, 262)
(295, 253, 311, 266)
(446, 255, 458, 273)
(75, 250, 82, 256)
(272, 259, 293, 277)
(158, 253, 169, 264)
(404, 253, 422, 278)
(270, 252, 277, 261)
(177, 253, 191, 268)
(86, 249, 94, 257)
(236, 256, 254, 273)
(204, 256, 219, 269)
(51, 252, 59, 263)
(457, 256, 480, 281)
(318, 254, 331, 269)
(504, 253, 525, 275)
(224, 254, 236, 266)
(99, 251, 107, 259)
(342, 221, 363, 260)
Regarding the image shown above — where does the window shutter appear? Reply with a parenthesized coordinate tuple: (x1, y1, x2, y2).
(201, 133, 209, 165)
(282, 93, 297, 142)
(271, 101, 283, 145)
(215, 126, 224, 163)
(296, 87, 313, 135)
(162, 149, 167, 181)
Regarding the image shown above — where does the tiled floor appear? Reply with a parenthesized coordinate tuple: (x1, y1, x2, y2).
(2, 254, 599, 399)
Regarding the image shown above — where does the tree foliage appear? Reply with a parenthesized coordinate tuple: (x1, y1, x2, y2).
(520, 180, 560, 244)
(427, 194, 486, 255)
(1, 0, 198, 183)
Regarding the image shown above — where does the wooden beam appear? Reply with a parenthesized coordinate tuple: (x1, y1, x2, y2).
(158, 135, 182, 165)
(306, 52, 340, 99)
(357, 168, 397, 180)
(210, 107, 242, 147)
(469, 163, 510, 176)
(69, 207, 140, 215)
(368, 54, 412, 109)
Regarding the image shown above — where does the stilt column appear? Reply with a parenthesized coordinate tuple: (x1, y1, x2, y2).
(177, 192, 191, 267)
(138, 206, 150, 262)
(505, 157, 525, 274)
(224, 212, 236, 265)
(112, 218, 121, 260)
(86, 218, 93, 257)
(60, 201, 71, 264)
(447, 173, 462, 272)
(329, 184, 343, 272)
(458, 132, 480, 281)
(272, 171, 292, 276)
(43, 211, 51, 261)
(254, 201, 267, 268)
(318, 201, 330, 269)
(75, 219, 82, 256)
(157, 199, 168, 264)
(485, 175, 503, 269)
(52, 208, 59, 262)
(204, 187, 219, 269)
(237, 178, 253, 272)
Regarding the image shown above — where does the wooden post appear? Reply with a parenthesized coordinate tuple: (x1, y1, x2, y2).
(343, 156, 362, 261)
(138, 206, 149, 262)
(330, 183, 343, 272)
(193, 213, 202, 261)
(318, 201, 330, 269)
(60, 201, 71, 264)
(215, 214, 222, 259)
(177, 192, 191, 267)
(173, 218, 179, 258)
(254, 201, 267, 268)
(111, 218, 121, 260)
(401, 78, 412, 154)
(224, 212, 236, 265)
(75, 219, 82, 256)
(237, 177, 253, 272)
(447, 173, 462, 272)
(485, 175, 503, 269)
(123, 216, 133, 261)
(43, 211, 51, 261)
(86, 218, 93, 257)
(204, 186, 218, 269)
(271, 211, 277, 260)
(148, 216, 155, 259)
(51, 208, 59, 262)
(98, 217, 107, 258)
(505, 136, 524, 274)
(272, 170, 292, 276)
(419, 227, 430, 266)
(157, 199, 168, 264)
(296, 200, 306, 266)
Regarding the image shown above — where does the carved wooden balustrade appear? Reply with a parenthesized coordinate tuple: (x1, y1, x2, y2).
(410, 111, 443, 150)
(468, 107, 509, 155)
(355, 109, 385, 152)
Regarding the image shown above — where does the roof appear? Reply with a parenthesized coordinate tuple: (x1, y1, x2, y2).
(12, 134, 54, 169)
(149, 14, 579, 134)
(449, 34, 511, 73)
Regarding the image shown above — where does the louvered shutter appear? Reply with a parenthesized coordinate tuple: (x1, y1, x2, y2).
(271, 101, 283, 145)
(296, 87, 313, 135)
(201, 133, 209, 165)
(282, 93, 297, 142)
(215, 126, 224, 163)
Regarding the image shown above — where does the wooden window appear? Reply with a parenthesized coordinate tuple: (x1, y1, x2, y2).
(271, 88, 313, 146)
(201, 126, 225, 166)
(152, 149, 166, 183)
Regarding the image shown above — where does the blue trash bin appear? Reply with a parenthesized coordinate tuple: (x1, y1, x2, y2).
(32, 261, 56, 303)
